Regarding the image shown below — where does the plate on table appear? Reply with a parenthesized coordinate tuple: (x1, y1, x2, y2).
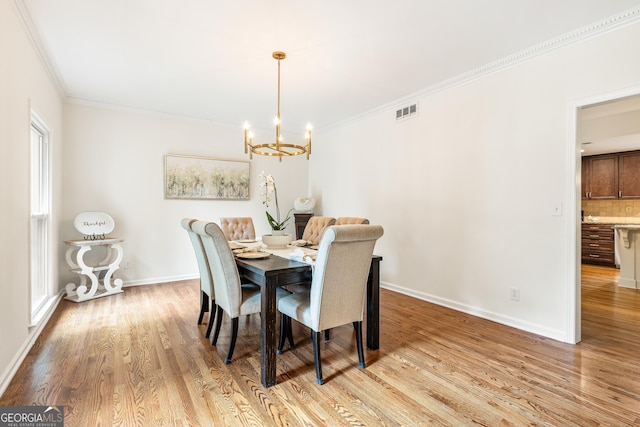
(235, 252, 270, 259)
(228, 241, 244, 250)
(236, 239, 257, 243)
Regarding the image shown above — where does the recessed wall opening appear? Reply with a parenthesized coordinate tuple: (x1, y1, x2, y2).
(573, 89, 640, 343)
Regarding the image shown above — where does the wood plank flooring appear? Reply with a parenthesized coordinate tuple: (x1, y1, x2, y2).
(1, 265, 639, 426)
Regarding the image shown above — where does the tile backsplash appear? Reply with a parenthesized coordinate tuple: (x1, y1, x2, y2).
(582, 200, 640, 224)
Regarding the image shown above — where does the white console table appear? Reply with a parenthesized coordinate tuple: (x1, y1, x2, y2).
(64, 238, 124, 302)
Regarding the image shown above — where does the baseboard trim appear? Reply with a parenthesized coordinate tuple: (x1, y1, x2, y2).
(122, 274, 198, 288)
(381, 281, 567, 343)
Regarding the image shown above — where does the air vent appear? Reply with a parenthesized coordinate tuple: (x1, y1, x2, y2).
(395, 102, 418, 122)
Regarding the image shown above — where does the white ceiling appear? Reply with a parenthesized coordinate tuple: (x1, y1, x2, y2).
(19, 0, 640, 137)
(579, 94, 640, 156)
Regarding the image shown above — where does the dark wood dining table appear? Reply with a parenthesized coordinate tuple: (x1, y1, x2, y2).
(235, 253, 383, 388)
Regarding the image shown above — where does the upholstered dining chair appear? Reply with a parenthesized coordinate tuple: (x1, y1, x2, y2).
(301, 216, 336, 244)
(319, 215, 368, 341)
(335, 217, 370, 225)
(192, 220, 290, 364)
(277, 224, 384, 384)
(180, 218, 216, 339)
(220, 217, 256, 241)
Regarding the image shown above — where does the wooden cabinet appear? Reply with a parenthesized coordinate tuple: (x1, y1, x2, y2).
(581, 223, 615, 267)
(582, 150, 640, 200)
(294, 213, 313, 240)
(618, 151, 640, 199)
(582, 154, 618, 199)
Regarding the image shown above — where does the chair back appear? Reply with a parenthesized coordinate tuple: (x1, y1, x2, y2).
(335, 217, 369, 225)
(309, 224, 383, 331)
(192, 221, 244, 318)
(301, 216, 336, 244)
(180, 218, 214, 299)
(220, 217, 256, 241)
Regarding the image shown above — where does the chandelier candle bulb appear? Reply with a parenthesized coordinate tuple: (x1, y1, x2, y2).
(243, 122, 249, 153)
(305, 123, 312, 157)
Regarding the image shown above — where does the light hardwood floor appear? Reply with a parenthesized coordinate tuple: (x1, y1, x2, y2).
(1, 265, 639, 426)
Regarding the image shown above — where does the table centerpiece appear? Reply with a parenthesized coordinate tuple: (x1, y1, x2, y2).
(259, 172, 293, 248)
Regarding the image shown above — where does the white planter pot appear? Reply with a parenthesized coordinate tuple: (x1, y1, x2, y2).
(262, 233, 292, 249)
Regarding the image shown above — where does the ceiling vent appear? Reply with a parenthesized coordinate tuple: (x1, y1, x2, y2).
(395, 102, 418, 122)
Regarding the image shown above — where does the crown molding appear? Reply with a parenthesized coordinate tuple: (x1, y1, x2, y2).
(324, 6, 640, 132)
(11, 1, 640, 131)
(64, 96, 243, 129)
(11, 0, 66, 98)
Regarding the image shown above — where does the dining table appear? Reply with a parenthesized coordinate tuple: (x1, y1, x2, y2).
(233, 244, 382, 388)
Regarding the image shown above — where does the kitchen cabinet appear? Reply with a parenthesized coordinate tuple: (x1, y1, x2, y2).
(618, 151, 640, 199)
(581, 223, 615, 267)
(582, 150, 640, 200)
(582, 154, 618, 199)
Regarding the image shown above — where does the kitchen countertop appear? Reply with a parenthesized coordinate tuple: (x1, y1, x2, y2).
(583, 216, 640, 225)
(614, 224, 640, 229)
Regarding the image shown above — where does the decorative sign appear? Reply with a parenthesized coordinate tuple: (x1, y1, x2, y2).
(73, 212, 115, 239)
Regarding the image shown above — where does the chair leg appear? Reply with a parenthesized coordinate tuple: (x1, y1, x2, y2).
(225, 318, 239, 364)
(286, 316, 295, 349)
(211, 306, 224, 346)
(324, 329, 330, 341)
(278, 314, 296, 354)
(277, 313, 287, 354)
(198, 290, 209, 325)
(354, 321, 366, 368)
(205, 302, 216, 338)
(312, 330, 324, 385)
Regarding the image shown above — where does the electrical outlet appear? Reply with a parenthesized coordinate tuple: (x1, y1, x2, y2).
(510, 288, 520, 301)
(626, 206, 633, 213)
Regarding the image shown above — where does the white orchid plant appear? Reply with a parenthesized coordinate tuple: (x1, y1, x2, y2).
(258, 172, 293, 231)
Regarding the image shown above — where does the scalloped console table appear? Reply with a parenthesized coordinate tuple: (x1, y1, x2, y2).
(64, 238, 124, 302)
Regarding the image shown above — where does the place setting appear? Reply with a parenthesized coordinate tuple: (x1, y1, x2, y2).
(232, 245, 270, 259)
(288, 239, 318, 250)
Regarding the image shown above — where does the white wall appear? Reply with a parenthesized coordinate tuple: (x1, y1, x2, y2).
(0, 1, 63, 392)
(312, 21, 640, 342)
(61, 104, 309, 286)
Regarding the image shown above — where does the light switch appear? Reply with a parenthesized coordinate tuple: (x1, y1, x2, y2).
(552, 203, 563, 216)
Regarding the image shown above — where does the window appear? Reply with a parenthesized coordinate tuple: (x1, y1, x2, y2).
(30, 110, 52, 325)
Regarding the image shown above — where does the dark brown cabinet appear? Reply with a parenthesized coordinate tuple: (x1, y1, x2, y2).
(293, 213, 313, 240)
(582, 154, 618, 199)
(618, 151, 640, 199)
(581, 223, 615, 267)
(582, 150, 640, 200)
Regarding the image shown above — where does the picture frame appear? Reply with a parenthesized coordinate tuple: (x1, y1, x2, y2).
(164, 154, 250, 200)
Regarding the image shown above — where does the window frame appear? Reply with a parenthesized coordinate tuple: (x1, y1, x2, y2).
(29, 109, 53, 326)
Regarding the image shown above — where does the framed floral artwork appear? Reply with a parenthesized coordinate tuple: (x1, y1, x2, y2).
(164, 154, 250, 200)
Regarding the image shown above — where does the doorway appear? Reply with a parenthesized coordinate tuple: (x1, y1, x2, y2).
(572, 87, 640, 343)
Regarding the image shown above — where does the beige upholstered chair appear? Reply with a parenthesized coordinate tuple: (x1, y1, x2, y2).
(180, 218, 216, 338)
(320, 216, 368, 341)
(220, 217, 256, 241)
(335, 217, 369, 225)
(192, 220, 289, 364)
(301, 216, 336, 244)
(277, 224, 384, 384)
